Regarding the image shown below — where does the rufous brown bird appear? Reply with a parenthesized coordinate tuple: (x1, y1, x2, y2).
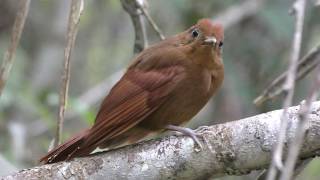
(40, 18, 224, 164)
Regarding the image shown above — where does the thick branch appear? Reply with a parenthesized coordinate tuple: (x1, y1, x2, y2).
(4, 102, 320, 180)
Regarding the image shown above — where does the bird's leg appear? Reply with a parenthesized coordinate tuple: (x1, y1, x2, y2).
(165, 125, 203, 149)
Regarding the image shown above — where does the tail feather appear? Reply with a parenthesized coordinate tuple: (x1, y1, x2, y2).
(40, 129, 92, 164)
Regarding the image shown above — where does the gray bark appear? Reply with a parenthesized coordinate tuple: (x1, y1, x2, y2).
(3, 101, 320, 180)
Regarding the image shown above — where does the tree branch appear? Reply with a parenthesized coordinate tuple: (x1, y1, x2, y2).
(4, 101, 320, 180)
(54, 0, 84, 148)
(120, 0, 148, 54)
(136, 0, 165, 40)
(266, 0, 307, 179)
(0, 0, 30, 96)
(254, 43, 320, 105)
(280, 67, 320, 179)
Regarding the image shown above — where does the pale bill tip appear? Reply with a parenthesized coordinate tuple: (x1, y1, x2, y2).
(204, 37, 217, 44)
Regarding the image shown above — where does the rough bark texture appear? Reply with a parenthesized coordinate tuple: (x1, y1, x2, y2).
(3, 102, 320, 180)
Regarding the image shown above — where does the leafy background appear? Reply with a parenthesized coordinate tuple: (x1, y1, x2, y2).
(0, 0, 319, 179)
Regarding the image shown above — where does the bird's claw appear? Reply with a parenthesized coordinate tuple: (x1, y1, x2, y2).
(166, 125, 203, 149)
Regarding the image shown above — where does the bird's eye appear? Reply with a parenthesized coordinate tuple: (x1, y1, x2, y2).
(218, 41, 223, 48)
(191, 29, 199, 38)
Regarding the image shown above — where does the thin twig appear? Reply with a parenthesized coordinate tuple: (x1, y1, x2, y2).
(280, 66, 320, 180)
(254, 44, 320, 105)
(0, 0, 30, 96)
(120, 0, 148, 54)
(136, 0, 165, 40)
(54, 0, 84, 148)
(266, 0, 307, 179)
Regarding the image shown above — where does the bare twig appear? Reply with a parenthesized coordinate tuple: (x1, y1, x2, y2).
(120, 0, 148, 54)
(254, 44, 320, 105)
(280, 66, 320, 180)
(0, 0, 30, 96)
(136, 0, 165, 40)
(54, 0, 84, 148)
(266, 0, 307, 179)
(4, 102, 320, 179)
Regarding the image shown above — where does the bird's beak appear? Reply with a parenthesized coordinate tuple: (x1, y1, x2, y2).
(204, 36, 217, 46)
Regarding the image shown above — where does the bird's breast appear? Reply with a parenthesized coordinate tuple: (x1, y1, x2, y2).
(138, 66, 220, 130)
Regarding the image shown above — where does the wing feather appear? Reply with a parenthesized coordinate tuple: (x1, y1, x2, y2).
(80, 64, 186, 149)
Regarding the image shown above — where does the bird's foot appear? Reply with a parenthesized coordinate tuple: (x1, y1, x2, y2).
(165, 125, 203, 149)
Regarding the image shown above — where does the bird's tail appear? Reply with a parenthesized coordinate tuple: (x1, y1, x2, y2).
(40, 129, 92, 164)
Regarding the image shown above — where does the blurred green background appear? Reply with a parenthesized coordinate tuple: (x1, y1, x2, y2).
(0, 0, 319, 179)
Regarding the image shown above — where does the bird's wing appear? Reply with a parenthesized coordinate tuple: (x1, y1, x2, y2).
(81, 51, 187, 149)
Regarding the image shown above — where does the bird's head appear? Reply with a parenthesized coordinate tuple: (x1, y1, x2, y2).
(176, 19, 224, 68)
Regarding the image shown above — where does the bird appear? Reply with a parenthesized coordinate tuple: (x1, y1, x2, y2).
(40, 18, 224, 164)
